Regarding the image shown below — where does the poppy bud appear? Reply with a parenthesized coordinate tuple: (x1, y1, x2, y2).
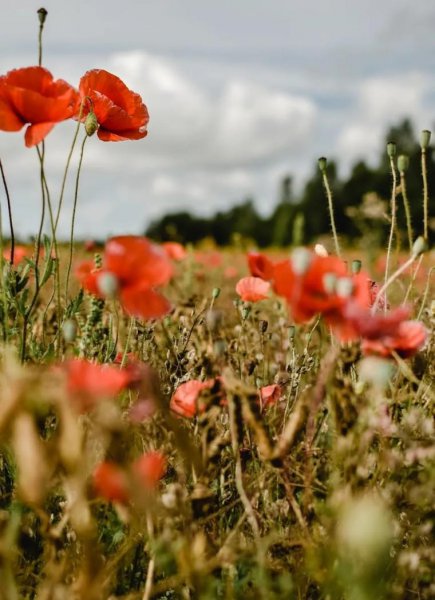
(85, 111, 99, 136)
(358, 357, 394, 388)
(212, 287, 221, 300)
(62, 319, 77, 342)
(420, 129, 431, 150)
(351, 259, 362, 274)
(397, 154, 409, 173)
(97, 272, 119, 298)
(336, 277, 354, 298)
(412, 236, 427, 258)
(386, 141, 396, 158)
(318, 157, 327, 172)
(314, 243, 328, 257)
(291, 247, 312, 275)
(37, 8, 48, 25)
(323, 273, 337, 294)
(337, 494, 393, 567)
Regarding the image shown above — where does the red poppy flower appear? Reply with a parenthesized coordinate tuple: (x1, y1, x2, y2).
(236, 276, 271, 302)
(343, 305, 411, 340)
(247, 252, 275, 281)
(162, 242, 187, 261)
(65, 358, 130, 411)
(361, 320, 428, 358)
(0, 66, 79, 147)
(93, 461, 129, 503)
(2, 245, 29, 266)
(78, 69, 149, 142)
(273, 250, 371, 337)
(133, 451, 166, 488)
(170, 380, 214, 418)
(76, 236, 173, 320)
(260, 384, 282, 408)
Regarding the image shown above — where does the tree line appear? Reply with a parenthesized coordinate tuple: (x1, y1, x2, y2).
(146, 119, 434, 248)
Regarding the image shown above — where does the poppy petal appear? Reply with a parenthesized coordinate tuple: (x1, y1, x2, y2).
(121, 285, 171, 320)
(25, 122, 55, 147)
(236, 276, 270, 302)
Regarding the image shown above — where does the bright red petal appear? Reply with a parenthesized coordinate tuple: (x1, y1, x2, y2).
(0, 95, 24, 131)
(105, 236, 173, 287)
(25, 122, 55, 147)
(247, 252, 275, 280)
(133, 451, 166, 488)
(93, 462, 129, 503)
(121, 285, 171, 320)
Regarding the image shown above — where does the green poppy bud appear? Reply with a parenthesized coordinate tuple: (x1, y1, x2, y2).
(62, 319, 77, 342)
(420, 129, 431, 149)
(37, 8, 48, 25)
(97, 272, 119, 298)
(397, 154, 409, 173)
(318, 156, 327, 172)
(85, 111, 99, 136)
(412, 236, 427, 257)
(351, 259, 362, 274)
(386, 141, 396, 158)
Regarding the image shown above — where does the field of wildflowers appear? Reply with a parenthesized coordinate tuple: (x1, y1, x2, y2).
(0, 9, 434, 600)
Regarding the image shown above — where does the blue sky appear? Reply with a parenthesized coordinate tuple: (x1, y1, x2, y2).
(1, 0, 435, 239)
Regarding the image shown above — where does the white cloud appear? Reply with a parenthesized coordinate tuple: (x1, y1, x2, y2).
(108, 50, 317, 169)
(0, 49, 318, 238)
(337, 73, 433, 169)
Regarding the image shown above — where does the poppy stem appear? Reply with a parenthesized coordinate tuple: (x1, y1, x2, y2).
(54, 103, 85, 235)
(399, 169, 413, 253)
(384, 155, 398, 313)
(421, 147, 429, 240)
(65, 134, 88, 300)
(321, 169, 341, 258)
(36, 145, 62, 353)
(372, 253, 417, 313)
(0, 159, 15, 265)
(37, 9, 48, 66)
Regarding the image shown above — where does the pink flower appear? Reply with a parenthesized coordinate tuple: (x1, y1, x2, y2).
(236, 276, 271, 302)
(260, 384, 282, 408)
(170, 380, 213, 418)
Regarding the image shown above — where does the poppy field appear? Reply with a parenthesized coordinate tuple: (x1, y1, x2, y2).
(0, 8, 434, 600)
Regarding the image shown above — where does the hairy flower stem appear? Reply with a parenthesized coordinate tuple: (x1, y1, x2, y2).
(0, 159, 15, 265)
(400, 171, 413, 252)
(65, 135, 88, 299)
(322, 171, 341, 258)
(54, 103, 86, 235)
(417, 266, 435, 320)
(21, 143, 48, 361)
(36, 146, 61, 298)
(421, 148, 429, 239)
(384, 156, 398, 312)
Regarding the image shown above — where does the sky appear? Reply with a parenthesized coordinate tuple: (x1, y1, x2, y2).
(1, 0, 435, 239)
